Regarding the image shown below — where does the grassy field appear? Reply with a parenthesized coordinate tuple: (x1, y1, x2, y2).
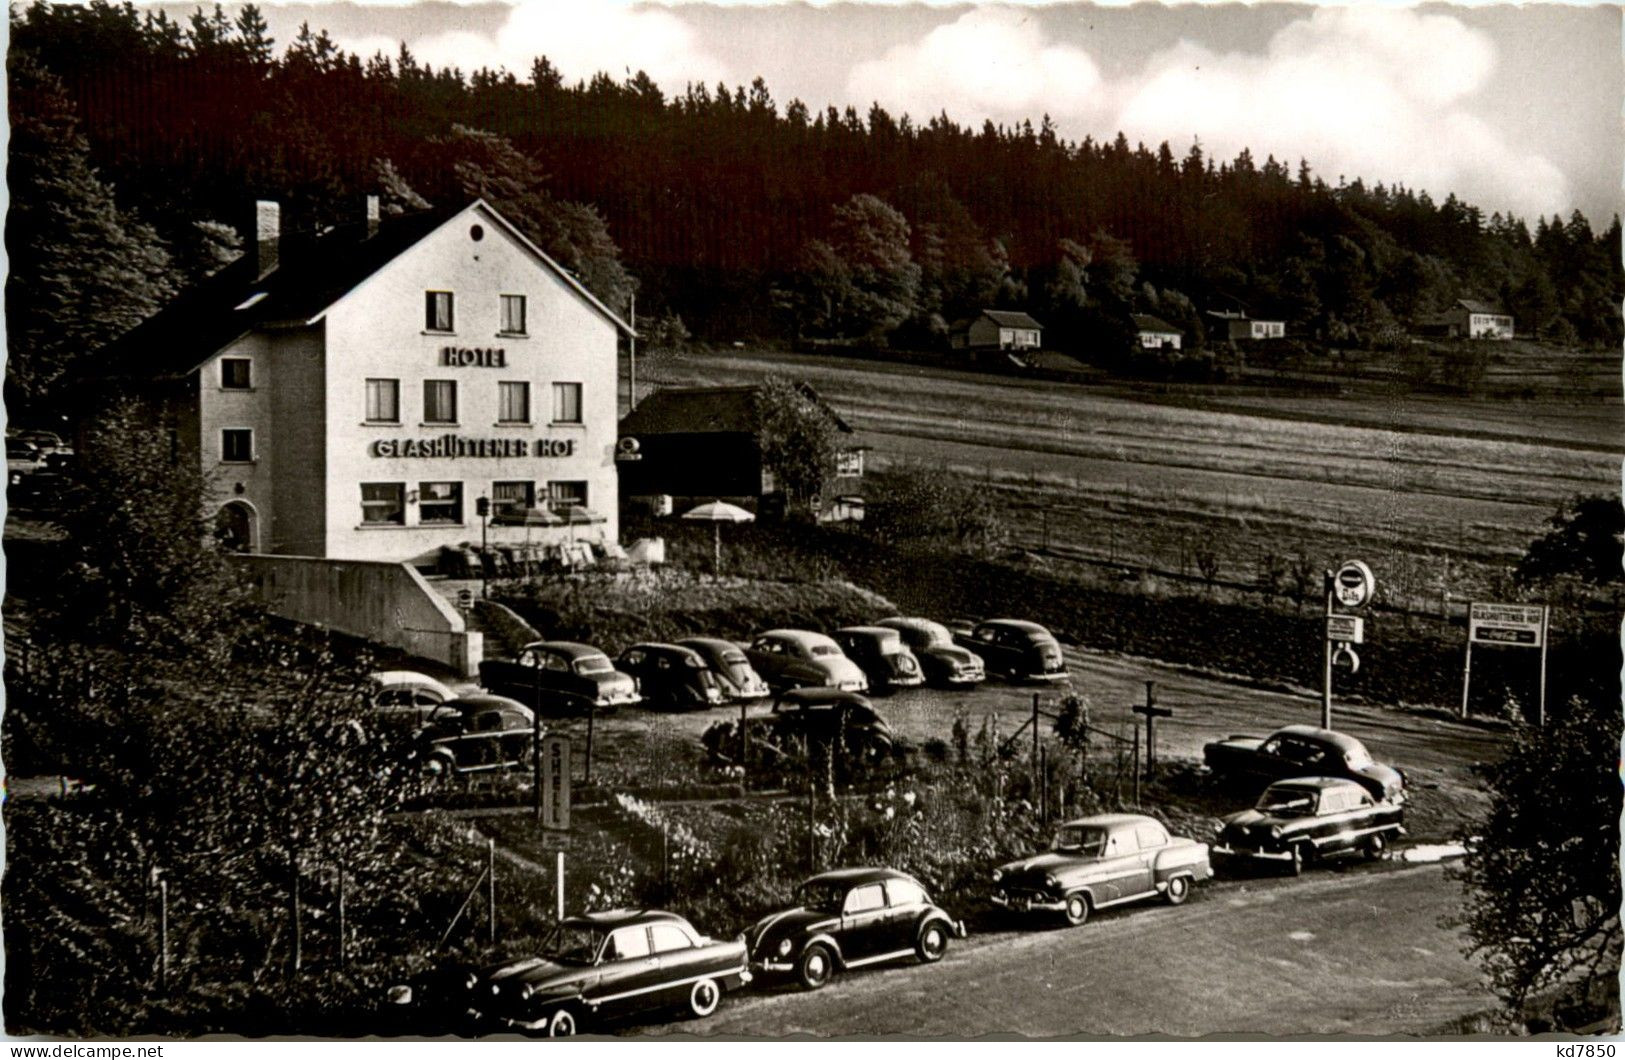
(637, 348, 1620, 610)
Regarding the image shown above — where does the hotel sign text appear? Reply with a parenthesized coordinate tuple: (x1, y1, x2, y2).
(370, 435, 576, 458)
(440, 346, 506, 367)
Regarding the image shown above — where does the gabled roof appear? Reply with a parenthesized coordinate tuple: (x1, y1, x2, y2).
(91, 199, 631, 384)
(618, 383, 853, 436)
(979, 309, 1043, 330)
(1457, 298, 1510, 316)
(1133, 314, 1181, 334)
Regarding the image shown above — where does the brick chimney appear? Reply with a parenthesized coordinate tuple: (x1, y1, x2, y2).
(365, 194, 380, 239)
(254, 200, 280, 279)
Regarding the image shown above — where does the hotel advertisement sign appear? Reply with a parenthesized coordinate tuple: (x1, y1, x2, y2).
(1468, 603, 1547, 648)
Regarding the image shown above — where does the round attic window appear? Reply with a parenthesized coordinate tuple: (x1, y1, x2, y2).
(470, 223, 485, 242)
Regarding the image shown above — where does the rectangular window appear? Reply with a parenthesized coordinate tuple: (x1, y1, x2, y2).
(221, 358, 252, 389)
(361, 483, 405, 525)
(423, 380, 458, 424)
(221, 428, 254, 463)
(552, 382, 583, 424)
(836, 450, 864, 477)
(365, 378, 400, 423)
(500, 294, 527, 335)
(425, 290, 454, 332)
(498, 381, 531, 424)
(419, 481, 463, 524)
(548, 480, 588, 510)
(493, 480, 535, 516)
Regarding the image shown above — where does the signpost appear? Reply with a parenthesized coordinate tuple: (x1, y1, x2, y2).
(540, 735, 572, 921)
(1322, 560, 1376, 730)
(1462, 602, 1549, 725)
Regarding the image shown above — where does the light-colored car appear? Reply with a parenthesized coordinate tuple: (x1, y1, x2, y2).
(1213, 776, 1405, 874)
(743, 629, 868, 693)
(370, 670, 458, 730)
(991, 813, 1212, 925)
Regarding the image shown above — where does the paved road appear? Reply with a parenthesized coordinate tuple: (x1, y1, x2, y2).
(633, 862, 1491, 1038)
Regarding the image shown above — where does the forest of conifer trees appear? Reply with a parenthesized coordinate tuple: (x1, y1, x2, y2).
(8, 0, 1622, 412)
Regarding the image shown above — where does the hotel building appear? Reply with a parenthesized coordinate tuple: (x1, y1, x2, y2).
(98, 198, 632, 565)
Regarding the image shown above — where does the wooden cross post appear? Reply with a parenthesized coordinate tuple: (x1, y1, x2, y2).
(1131, 681, 1172, 780)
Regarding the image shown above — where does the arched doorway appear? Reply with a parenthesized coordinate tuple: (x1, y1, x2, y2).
(215, 500, 258, 553)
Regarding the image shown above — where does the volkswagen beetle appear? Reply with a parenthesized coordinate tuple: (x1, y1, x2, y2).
(745, 867, 965, 990)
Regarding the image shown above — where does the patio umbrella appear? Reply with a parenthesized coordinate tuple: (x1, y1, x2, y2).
(493, 505, 564, 572)
(680, 500, 755, 574)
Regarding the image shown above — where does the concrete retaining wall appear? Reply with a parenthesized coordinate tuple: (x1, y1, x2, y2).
(232, 555, 483, 675)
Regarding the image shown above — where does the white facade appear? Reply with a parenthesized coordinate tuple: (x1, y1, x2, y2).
(1137, 329, 1182, 350)
(1464, 312, 1514, 340)
(191, 202, 624, 564)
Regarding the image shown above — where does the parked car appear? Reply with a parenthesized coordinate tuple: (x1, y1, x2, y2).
(479, 641, 639, 715)
(745, 867, 965, 990)
(370, 670, 455, 709)
(832, 626, 925, 694)
(991, 813, 1212, 926)
(466, 909, 751, 1036)
(954, 619, 1068, 682)
(769, 688, 894, 763)
(872, 617, 985, 688)
(1203, 724, 1404, 803)
(676, 636, 771, 701)
(413, 694, 537, 775)
(743, 629, 868, 693)
(615, 643, 724, 710)
(1213, 776, 1405, 875)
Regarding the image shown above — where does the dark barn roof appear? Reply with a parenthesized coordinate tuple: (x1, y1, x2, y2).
(1456, 299, 1510, 316)
(978, 309, 1043, 330)
(1132, 314, 1181, 333)
(619, 383, 853, 436)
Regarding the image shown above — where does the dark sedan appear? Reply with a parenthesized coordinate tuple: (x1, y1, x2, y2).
(873, 617, 985, 688)
(955, 619, 1068, 683)
(1203, 724, 1404, 803)
(479, 640, 639, 715)
(1213, 776, 1405, 875)
(616, 643, 725, 710)
(677, 637, 771, 702)
(832, 626, 925, 694)
(414, 694, 537, 775)
(746, 868, 965, 990)
(467, 909, 750, 1036)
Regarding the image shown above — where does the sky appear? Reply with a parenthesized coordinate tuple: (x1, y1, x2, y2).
(149, 1, 1623, 223)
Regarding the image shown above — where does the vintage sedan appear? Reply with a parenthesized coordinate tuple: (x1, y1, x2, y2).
(615, 643, 724, 710)
(414, 694, 537, 775)
(468, 909, 750, 1036)
(769, 689, 894, 764)
(1203, 724, 1404, 803)
(872, 617, 985, 688)
(991, 813, 1212, 926)
(954, 619, 1068, 683)
(746, 868, 966, 990)
(832, 626, 925, 694)
(1213, 776, 1405, 874)
(743, 630, 868, 693)
(479, 641, 639, 715)
(676, 637, 772, 701)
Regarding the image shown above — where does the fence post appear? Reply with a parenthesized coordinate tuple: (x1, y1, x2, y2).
(337, 866, 347, 970)
(1031, 693, 1040, 787)
(292, 863, 303, 975)
(1039, 746, 1048, 823)
(1132, 724, 1141, 807)
(487, 838, 497, 945)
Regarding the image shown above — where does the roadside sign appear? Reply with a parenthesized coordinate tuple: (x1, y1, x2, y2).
(541, 735, 571, 831)
(1332, 560, 1376, 609)
(1325, 615, 1365, 644)
(1331, 643, 1360, 673)
(539, 831, 571, 852)
(1469, 602, 1546, 648)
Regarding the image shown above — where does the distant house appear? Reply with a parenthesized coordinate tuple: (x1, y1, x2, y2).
(617, 383, 865, 520)
(951, 309, 1043, 352)
(1133, 314, 1183, 351)
(1445, 299, 1514, 340)
(1206, 309, 1284, 341)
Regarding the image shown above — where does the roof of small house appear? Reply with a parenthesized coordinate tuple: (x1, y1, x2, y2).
(90, 199, 633, 384)
(977, 308, 1044, 330)
(1132, 314, 1181, 334)
(1456, 299, 1511, 316)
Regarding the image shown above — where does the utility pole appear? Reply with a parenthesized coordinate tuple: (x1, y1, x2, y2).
(628, 293, 638, 413)
(1322, 571, 1335, 730)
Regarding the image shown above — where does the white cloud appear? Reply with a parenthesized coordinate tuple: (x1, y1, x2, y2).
(1114, 7, 1569, 218)
(333, 0, 731, 88)
(846, 8, 1102, 127)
